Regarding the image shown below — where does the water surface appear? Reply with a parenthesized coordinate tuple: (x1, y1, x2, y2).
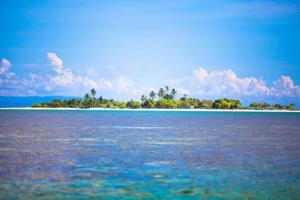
(0, 110, 300, 199)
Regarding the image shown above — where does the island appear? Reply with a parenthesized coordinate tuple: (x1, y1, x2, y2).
(31, 86, 297, 111)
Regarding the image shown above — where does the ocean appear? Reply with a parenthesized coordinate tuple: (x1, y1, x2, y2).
(0, 110, 299, 199)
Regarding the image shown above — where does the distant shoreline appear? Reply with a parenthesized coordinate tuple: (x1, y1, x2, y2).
(0, 107, 299, 112)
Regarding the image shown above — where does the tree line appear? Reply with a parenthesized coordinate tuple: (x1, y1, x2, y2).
(32, 87, 296, 110)
(249, 102, 296, 110)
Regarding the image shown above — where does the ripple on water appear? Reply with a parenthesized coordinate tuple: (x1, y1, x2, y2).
(0, 110, 300, 199)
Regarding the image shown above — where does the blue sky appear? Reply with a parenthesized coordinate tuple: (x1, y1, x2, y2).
(0, 0, 300, 104)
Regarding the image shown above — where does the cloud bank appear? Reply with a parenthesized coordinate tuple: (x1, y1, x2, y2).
(168, 67, 300, 100)
(45, 52, 113, 95)
(4, 52, 140, 98)
(194, 68, 270, 96)
(0, 53, 300, 104)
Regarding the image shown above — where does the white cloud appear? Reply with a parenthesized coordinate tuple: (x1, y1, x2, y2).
(47, 52, 63, 73)
(193, 68, 271, 97)
(0, 58, 12, 74)
(0, 58, 15, 85)
(0, 58, 15, 79)
(169, 67, 300, 100)
(46, 52, 74, 86)
(44, 52, 115, 96)
(50, 68, 74, 86)
(0, 55, 144, 98)
(0, 59, 39, 96)
(116, 76, 133, 93)
(76, 75, 98, 89)
(272, 76, 300, 98)
(2, 53, 300, 102)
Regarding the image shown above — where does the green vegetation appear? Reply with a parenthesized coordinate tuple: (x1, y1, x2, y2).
(249, 102, 296, 110)
(249, 102, 270, 110)
(32, 87, 297, 110)
(212, 99, 241, 109)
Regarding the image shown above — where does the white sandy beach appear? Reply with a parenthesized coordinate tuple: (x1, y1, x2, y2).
(0, 107, 299, 112)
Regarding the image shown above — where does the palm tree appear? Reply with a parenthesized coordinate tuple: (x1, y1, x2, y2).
(84, 93, 91, 100)
(158, 88, 165, 99)
(287, 102, 296, 110)
(83, 93, 92, 108)
(149, 90, 156, 100)
(141, 95, 147, 102)
(165, 85, 169, 94)
(181, 94, 187, 101)
(90, 88, 96, 98)
(171, 88, 177, 99)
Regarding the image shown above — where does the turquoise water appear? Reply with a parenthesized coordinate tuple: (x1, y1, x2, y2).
(0, 110, 300, 199)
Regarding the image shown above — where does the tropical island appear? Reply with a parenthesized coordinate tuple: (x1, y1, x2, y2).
(31, 86, 297, 110)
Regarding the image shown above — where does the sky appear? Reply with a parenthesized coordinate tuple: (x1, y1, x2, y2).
(0, 0, 300, 104)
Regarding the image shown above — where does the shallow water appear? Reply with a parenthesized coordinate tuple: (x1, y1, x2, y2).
(0, 110, 300, 199)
